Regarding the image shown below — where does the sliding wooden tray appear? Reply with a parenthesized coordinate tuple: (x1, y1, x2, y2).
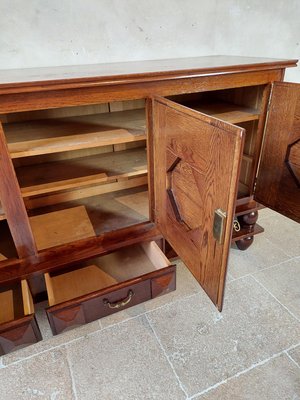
(44, 241, 176, 335)
(0, 277, 42, 355)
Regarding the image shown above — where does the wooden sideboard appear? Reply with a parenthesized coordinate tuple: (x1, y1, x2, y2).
(0, 55, 299, 354)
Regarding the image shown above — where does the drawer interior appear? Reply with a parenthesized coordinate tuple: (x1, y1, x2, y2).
(0, 280, 34, 324)
(45, 241, 171, 306)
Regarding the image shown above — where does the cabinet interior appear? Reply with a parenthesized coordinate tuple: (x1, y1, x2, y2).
(45, 241, 170, 306)
(0, 84, 266, 254)
(0, 221, 17, 259)
(168, 84, 266, 199)
(0, 99, 149, 251)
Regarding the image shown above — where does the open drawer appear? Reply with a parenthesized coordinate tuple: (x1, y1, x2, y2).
(45, 241, 176, 335)
(0, 280, 42, 355)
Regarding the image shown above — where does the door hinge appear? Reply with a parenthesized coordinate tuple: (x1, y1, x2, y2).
(253, 177, 258, 194)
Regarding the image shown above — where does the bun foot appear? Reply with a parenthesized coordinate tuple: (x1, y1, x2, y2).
(235, 236, 254, 251)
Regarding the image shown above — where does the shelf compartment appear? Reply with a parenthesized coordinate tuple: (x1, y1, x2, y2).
(5, 109, 146, 158)
(25, 176, 148, 210)
(45, 241, 175, 334)
(187, 102, 260, 124)
(17, 147, 147, 198)
(29, 205, 96, 251)
(28, 186, 149, 236)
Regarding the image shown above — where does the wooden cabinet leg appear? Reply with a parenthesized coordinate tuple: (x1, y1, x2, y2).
(235, 210, 259, 251)
(239, 210, 258, 227)
(235, 236, 254, 250)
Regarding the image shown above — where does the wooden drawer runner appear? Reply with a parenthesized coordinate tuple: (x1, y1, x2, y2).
(0, 280, 42, 355)
(45, 241, 176, 335)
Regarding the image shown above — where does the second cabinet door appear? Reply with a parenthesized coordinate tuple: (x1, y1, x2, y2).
(152, 97, 245, 310)
(255, 82, 300, 222)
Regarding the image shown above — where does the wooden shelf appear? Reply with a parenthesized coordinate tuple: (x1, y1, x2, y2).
(29, 186, 149, 236)
(17, 147, 147, 198)
(232, 223, 264, 241)
(29, 205, 96, 251)
(191, 102, 260, 124)
(5, 109, 146, 158)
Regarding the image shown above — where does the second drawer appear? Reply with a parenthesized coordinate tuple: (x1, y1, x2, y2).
(45, 241, 176, 335)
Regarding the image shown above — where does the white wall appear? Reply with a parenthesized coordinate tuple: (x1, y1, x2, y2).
(0, 0, 299, 81)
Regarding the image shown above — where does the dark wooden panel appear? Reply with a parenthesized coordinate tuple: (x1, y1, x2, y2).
(46, 264, 176, 335)
(152, 97, 244, 310)
(255, 82, 300, 222)
(0, 123, 37, 258)
(151, 271, 176, 297)
(47, 280, 151, 335)
(0, 315, 42, 355)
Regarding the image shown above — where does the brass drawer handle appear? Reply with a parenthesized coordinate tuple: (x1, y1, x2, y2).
(103, 290, 134, 309)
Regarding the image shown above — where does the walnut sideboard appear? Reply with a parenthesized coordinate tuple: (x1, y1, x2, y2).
(0, 55, 299, 355)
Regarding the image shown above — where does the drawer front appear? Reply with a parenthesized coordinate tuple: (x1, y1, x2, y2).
(151, 271, 176, 298)
(0, 315, 42, 355)
(47, 279, 152, 335)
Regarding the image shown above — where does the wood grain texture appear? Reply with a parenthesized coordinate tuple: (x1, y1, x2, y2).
(0, 290, 15, 323)
(152, 97, 244, 310)
(45, 240, 169, 307)
(4, 109, 145, 158)
(29, 206, 96, 251)
(46, 263, 176, 335)
(0, 315, 42, 355)
(16, 147, 147, 197)
(255, 82, 300, 222)
(191, 102, 260, 124)
(0, 222, 161, 284)
(0, 56, 296, 94)
(45, 266, 117, 306)
(0, 123, 37, 258)
(21, 279, 34, 315)
(24, 175, 148, 209)
(0, 70, 283, 114)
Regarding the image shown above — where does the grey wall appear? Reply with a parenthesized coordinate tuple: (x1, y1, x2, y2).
(0, 0, 299, 81)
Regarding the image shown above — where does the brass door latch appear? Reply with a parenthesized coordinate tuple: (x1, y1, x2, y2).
(213, 208, 227, 244)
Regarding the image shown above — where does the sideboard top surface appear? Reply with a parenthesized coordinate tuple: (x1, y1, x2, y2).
(0, 55, 297, 94)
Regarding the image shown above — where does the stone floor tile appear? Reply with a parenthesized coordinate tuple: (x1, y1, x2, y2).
(288, 345, 300, 367)
(253, 257, 300, 319)
(258, 207, 278, 220)
(34, 300, 55, 340)
(259, 211, 300, 257)
(101, 260, 202, 328)
(66, 315, 186, 400)
(228, 234, 290, 279)
(2, 318, 101, 366)
(197, 354, 300, 400)
(0, 348, 73, 399)
(147, 276, 300, 397)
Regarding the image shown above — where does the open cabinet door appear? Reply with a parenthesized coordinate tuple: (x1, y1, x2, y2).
(255, 82, 300, 222)
(152, 97, 245, 310)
